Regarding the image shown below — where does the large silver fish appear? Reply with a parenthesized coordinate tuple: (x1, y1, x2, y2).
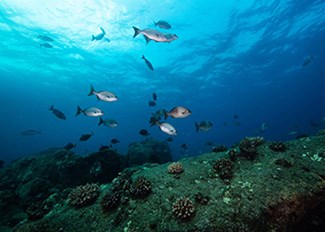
(98, 117, 118, 127)
(157, 122, 177, 135)
(132, 26, 178, 44)
(164, 106, 191, 119)
(76, 105, 103, 117)
(88, 85, 118, 102)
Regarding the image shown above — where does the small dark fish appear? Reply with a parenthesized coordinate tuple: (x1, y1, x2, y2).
(79, 133, 94, 141)
(309, 121, 319, 128)
(233, 114, 239, 119)
(212, 145, 227, 153)
(142, 55, 154, 71)
(302, 56, 313, 67)
(99, 144, 112, 151)
(152, 92, 157, 101)
(223, 122, 228, 126)
(21, 129, 41, 136)
(148, 100, 156, 107)
(234, 122, 241, 126)
(154, 20, 172, 29)
(38, 35, 54, 42)
(110, 138, 120, 144)
(195, 121, 213, 132)
(181, 143, 188, 150)
(166, 137, 173, 142)
(92, 27, 106, 41)
(49, 105, 66, 120)
(205, 141, 214, 146)
(64, 142, 76, 150)
(139, 129, 150, 136)
(40, 43, 53, 48)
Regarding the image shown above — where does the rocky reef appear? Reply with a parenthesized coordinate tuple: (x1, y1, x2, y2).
(0, 134, 324, 232)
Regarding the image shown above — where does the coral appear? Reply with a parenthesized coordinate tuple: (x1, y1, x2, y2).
(26, 201, 51, 220)
(101, 192, 121, 212)
(167, 162, 184, 174)
(212, 145, 227, 153)
(130, 176, 152, 198)
(213, 158, 234, 183)
(194, 192, 209, 205)
(228, 149, 238, 162)
(68, 183, 100, 208)
(239, 136, 264, 160)
(172, 197, 195, 221)
(269, 142, 287, 152)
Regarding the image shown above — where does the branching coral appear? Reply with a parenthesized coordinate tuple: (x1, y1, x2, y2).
(172, 197, 195, 221)
(239, 136, 264, 160)
(269, 142, 287, 152)
(101, 192, 121, 212)
(130, 176, 152, 198)
(167, 162, 184, 174)
(68, 183, 100, 207)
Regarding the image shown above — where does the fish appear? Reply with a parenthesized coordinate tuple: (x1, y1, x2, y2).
(76, 105, 103, 117)
(64, 142, 76, 150)
(157, 122, 177, 136)
(148, 100, 156, 107)
(49, 105, 66, 120)
(205, 141, 214, 146)
(233, 114, 239, 119)
(149, 109, 165, 126)
(181, 143, 188, 150)
(98, 117, 118, 128)
(166, 137, 173, 142)
(40, 43, 53, 48)
(79, 132, 94, 141)
(164, 106, 191, 119)
(195, 121, 213, 132)
(302, 55, 313, 67)
(154, 20, 172, 29)
(110, 138, 120, 144)
(21, 129, 42, 136)
(152, 92, 157, 101)
(88, 85, 118, 102)
(38, 35, 54, 42)
(309, 120, 319, 127)
(132, 26, 178, 44)
(259, 122, 268, 133)
(142, 55, 154, 71)
(99, 145, 112, 151)
(288, 130, 299, 136)
(139, 129, 150, 136)
(92, 27, 106, 41)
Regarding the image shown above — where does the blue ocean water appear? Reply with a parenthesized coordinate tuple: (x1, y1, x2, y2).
(0, 0, 324, 163)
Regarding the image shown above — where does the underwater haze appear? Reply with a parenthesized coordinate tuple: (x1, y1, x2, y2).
(0, 0, 325, 163)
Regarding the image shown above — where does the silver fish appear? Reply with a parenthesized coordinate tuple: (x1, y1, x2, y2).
(154, 20, 172, 29)
(88, 85, 118, 102)
(132, 26, 178, 44)
(195, 121, 213, 132)
(157, 122, 177, 135)
(164, 106, 191, 119)
(76, 105, 103, 117)
(92, 27, 106, 41)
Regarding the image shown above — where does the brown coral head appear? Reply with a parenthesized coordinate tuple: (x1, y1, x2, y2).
(130, 176, 152, 198)
(167, 162, 184, 174)
(172, 197, 195, 221)
(68, 183, 100, 208)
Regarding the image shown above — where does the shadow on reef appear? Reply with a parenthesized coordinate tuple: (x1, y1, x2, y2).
(0, 138, 171, 228)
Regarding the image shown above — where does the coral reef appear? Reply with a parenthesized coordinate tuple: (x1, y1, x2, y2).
(227, 149, 238, 161)
(213, 158, 234, 183)
(212, 145, 227, 153)
(26, 201, 51, 221)
(101, 192, 121, 212)
(127, 139, 172, 165)
(269, 142, 287, 152)
(194, 192, 209, 205)
(167, 162, 184, 174)
(274, 159, 293, 168)
(172, 197, 195, 221)
(239, 136, 264, 160)
(68, 183, 100, 208)
(130, 176, 152, 198)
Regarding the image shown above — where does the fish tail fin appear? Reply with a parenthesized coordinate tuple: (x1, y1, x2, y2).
(195, 122, 199, 133)
(98, 117, 104, 126)
(100, 27, 105, 34)
(76, 105, 83, 116)
(142, 55, 145, 59)
(49, 105, 54, 111)
(132, 26, 141, 38)
(92, 35, 95, 41)
(88, 85, 95, 96)
(163, 109, 168, 120)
